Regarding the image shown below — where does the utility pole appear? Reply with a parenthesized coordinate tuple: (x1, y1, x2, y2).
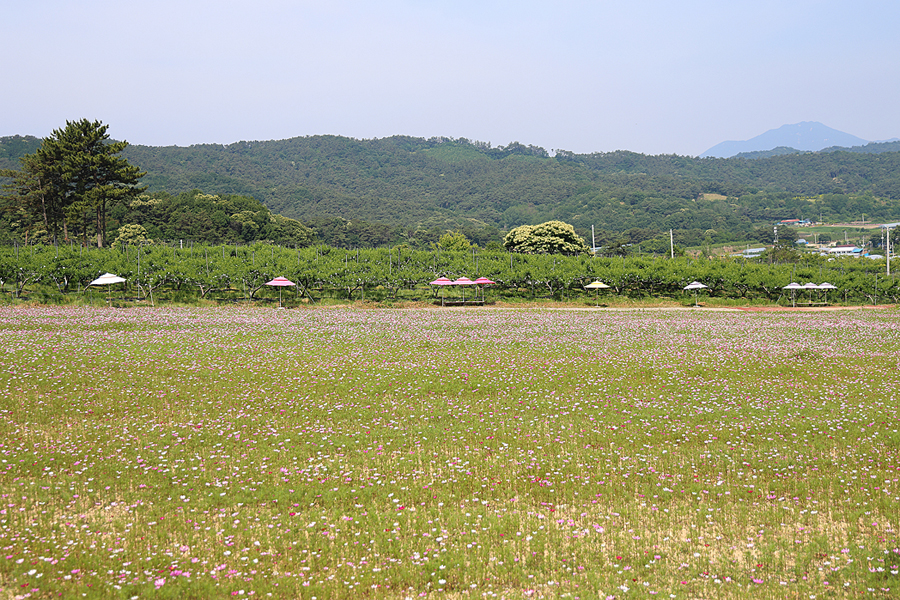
(887, 225, 893, 277)
(670, 229, 674, 259)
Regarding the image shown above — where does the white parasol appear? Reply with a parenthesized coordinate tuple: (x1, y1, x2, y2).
(783, 282, 803, 307)
(683, 281, 708, 307)
(89, 273, 126, 286)
(817, 282, 837, 304)
(88, 273, 126, 303)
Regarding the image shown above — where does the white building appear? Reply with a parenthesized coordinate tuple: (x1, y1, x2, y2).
(824, 246, 862, 257)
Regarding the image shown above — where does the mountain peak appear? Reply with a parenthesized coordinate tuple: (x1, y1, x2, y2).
(700, 122, 869, 158)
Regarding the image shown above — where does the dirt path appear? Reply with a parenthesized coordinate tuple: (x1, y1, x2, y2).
(408, 303, 896, 313)
(731, 304, 894, 312)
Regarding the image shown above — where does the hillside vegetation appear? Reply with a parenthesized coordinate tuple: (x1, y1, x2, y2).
(3, 133, 900, 248)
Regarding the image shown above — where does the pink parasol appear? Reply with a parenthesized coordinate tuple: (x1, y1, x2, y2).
(453, 277, 476, 303)
(265, 276, 296, 308)
(266, 277, 296, 287)
(474, 277, 495, 302)
(429, 277, 454, 306)
(429, 277, 454, 285)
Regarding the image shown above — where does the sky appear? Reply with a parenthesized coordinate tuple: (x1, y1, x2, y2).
(3, 0, 899, 156)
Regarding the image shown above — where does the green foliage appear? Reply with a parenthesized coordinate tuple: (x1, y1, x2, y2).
(764, 241, 803, 263)
(504, 220, 589, 255)
(115, 190, 314, 247)
(435, 230, 471, 252)
(112, 224, 152, 248)
(305, 217, 405, 249)
(269, 213, 314, 247)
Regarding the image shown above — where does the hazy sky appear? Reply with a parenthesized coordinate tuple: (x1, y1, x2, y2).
(3, 0, 899, 156)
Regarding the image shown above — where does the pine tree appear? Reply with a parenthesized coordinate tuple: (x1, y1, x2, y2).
(2, 120, 146, 247)
(1, 150, 67, 243)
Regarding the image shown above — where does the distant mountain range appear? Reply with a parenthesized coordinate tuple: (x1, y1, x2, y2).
(700, 122, 885, 158)
(734, 140, 900, 160)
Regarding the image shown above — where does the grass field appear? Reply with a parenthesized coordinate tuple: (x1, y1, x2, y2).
(0, 306, 897, 599)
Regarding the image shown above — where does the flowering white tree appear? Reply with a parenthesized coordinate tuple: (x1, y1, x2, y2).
(503, 220, 589, 255)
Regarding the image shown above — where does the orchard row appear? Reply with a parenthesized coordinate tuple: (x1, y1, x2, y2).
(0, 243, 897, 305)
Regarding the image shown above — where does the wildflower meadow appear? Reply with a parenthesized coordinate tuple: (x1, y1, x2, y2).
(0, 306, 897, 599)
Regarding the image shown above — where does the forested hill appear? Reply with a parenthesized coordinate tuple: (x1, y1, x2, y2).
(0, 136, 41, 164)
(4, 133, 900, 246)
(120, 136, 900, 228)
(125, 136, 900, 223)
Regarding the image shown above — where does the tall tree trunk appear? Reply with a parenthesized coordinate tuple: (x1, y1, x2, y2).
(39, 183, 49, 230)
(96, 208, 103, 248)
(100, 199, 106, 248)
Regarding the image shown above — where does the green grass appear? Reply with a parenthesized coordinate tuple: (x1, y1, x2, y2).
(0, 307, 897, 599)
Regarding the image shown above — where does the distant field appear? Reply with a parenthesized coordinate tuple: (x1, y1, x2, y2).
(0, 307, 898, 599)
